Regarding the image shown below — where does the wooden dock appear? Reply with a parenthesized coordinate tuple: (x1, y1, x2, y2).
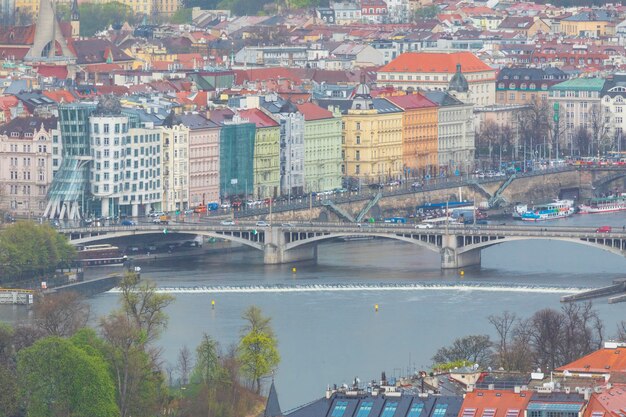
(0, 288, 35, 305)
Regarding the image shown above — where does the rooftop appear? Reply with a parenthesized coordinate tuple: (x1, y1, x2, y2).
(379, 51, 493, 74)
(550, 78, 606, 92)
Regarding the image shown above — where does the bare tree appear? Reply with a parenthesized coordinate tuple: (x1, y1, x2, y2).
(589, 103, 609, 157)
(177, 345, 193, 386)
(489, 311, 518, 370)
(519, 97, 551, 159)
(432, 335, 493, 366)
(528, 308, 564, 371)
(33, 291, 89, 337)
(573, 126, 592, 157)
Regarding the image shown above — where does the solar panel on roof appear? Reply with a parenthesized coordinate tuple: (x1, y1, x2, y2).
(331, 401, 348, 417)
(506, 409, 520, 417)
(356, 401, 373, 417)
(381, 402, 398, 417)
(408, 403, 424, 417)
(527, 404, 582, 412)
(591, 412, 604, 417)
(433, 404, 449, 417)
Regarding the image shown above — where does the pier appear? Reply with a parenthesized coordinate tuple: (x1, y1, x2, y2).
(0, 288, 35, 305)
(561, 279, 626, 303)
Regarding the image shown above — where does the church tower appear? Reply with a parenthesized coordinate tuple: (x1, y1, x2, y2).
(70, 0, 80, 39)
(25, 0, 75, 63)
(448, 63, 471, 104)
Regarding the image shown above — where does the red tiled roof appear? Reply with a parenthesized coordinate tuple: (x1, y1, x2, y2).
(83, 63, 122, 73)
(37, 65, 68, 79)
(460, 389, 532, 417)
(379, 51, 493, 73)
(557, 347, 626, 373)
(386, 93, 437, 109)
(238, 108, 278, 128)
(235, 68, 303, 85)
(0, 24, 36, 45)
(296, 102, 333, 121)
(583, 384, 626, 417)
(0, 46, 29, 60)
(43, 90, 75, 103)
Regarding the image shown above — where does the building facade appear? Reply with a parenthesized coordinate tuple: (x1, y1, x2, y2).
(0, 116, 59, 217)
(386, 93, 439, 178)
(377, 52, 497, 106)
(496, 67, 568, 106)
(161, 119, 190, 212)
(238, 108, 280, 199)
(179, 114, 221, 208)
(341, 84, 404, 183)
(297, 103, 343, 193)
(423, 91, 475, 174)
(219, 115, 256, 200)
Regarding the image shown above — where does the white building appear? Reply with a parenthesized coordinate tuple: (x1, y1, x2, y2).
(89, 106, 162, 218)
(161, 117, 190, 212)
(331, 1, 362, 24)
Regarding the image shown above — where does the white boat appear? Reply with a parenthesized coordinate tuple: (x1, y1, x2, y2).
(521, 199, 575, 221)
(512, 204, 528, 219)
(578, 195, 626, 214)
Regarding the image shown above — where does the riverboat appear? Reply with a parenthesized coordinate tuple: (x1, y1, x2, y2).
(512, 204, 528, 219)
(521, 199, 575, 221)
(76, 244, 126, 266)
(578, 195, 626, 214)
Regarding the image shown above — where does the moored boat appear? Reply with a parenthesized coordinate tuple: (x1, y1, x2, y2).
(578, 195, 626, 214)
(521, 199, 575, 221)
(76, 244, 127, 266)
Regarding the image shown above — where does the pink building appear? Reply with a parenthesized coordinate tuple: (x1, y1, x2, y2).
(0, 116, 60, 217)
(178, 113, 221, 208)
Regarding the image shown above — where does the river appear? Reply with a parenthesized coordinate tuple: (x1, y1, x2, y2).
(2, 212, 626, 410)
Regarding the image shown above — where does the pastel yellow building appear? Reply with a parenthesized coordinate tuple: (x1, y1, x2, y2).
(341, 85, 404, 183)
(560, 11, 613, 38)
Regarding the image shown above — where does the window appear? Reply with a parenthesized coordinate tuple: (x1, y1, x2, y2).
(356, 402, 373, 417)
(331, 401, 348, 417)
(408, 403, 424, 417)
(381, 402, 398, 417)
(355, 164, 360, 174)
(356, 135, 361, 145)
(104, 124, 109, 133)
(432, 404, 448, 417)
(356, 150, 360, 161)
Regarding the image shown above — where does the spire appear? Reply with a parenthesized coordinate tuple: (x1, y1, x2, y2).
(448, 63, 469, 93)
(71, 0, 79, 22)
(25, 0, 76, 62)
(264, 380, 282, 417)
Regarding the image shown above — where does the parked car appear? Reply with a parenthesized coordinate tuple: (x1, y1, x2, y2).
(256, 221, 270, 227)
(121, 219, 136, 226)
(415, 223, 434, 229)
(149, 211, 165, 217)
(221, 202, 231, 209)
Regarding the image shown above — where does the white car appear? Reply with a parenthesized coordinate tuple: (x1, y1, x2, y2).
(256, 221, 270, 227)
(281, 223, 295, 227)
(220, 220, 235, 226)
(415, 223, 434, 229)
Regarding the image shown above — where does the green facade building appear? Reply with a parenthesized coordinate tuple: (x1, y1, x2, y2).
(219, 118, 255, 199)
(297, 103, 343, 192)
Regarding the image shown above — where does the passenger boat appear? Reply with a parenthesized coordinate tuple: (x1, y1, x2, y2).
(521, 199, 575, 221)
(512, 204, 528, 219)
(76, 244, 127, 266)
(578, 195, 626, 214)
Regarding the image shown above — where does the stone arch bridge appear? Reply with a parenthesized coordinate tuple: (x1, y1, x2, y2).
(60, 223, 626, 269)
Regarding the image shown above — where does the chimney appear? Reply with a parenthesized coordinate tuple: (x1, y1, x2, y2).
(584, 389, 591, 400)
(488, 384, 495, 390)
(514, 386, 521, 394)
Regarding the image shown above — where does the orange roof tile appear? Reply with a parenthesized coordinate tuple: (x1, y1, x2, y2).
(43, 90, 75, 104)
(379, 51, 493, 73)
(296, 103, 333, 121)
(386, 93, 437, 109)
(583, 384, 626, 417)
(461, 389, 532, 417)
(238, 108, 278, 128)
(557, 347, 626, 374)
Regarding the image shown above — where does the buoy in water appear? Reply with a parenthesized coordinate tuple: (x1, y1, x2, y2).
(460, 270, 465, 276)
(292, 267, 297, 273)
(211, 300, 215, 309)
(375, 304, 379, 312)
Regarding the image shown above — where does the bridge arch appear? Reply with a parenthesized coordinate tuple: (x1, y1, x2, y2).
(593, 172, 626, 189)
(457, 235, 626, 258)
(283, 232, 442, 253)
(67, 229, 265, 251)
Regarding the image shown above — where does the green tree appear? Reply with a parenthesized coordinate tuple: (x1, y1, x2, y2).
(170, 7, 192, 23)
(432, 334, 493, 366)
(78, 2, 139, 37)
(0, 222, 75, 281)
(0, 363, 20, 417)
(17, 336, 118, 417)
(237, 306, 279, 394)
(413, 5, 438, 19)
(118, 271, 174, 343)
(192, 333, 221, 386)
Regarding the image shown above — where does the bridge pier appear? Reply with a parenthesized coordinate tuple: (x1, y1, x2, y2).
(263, 228, 318, 265)
(440, 247, 481, 269)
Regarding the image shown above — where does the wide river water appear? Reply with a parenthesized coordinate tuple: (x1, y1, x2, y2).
(2, 213, 626, 410)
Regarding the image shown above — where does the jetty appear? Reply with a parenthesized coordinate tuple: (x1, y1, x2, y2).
(561, 279, 626, 303)
(0, 288, 35, 305)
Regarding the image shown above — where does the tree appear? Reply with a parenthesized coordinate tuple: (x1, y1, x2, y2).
(0, 222, 74, 281)
(237, 306, 279, 394)
(33, 291, 90, 337)
(589, 103, 609, 157)
(78, 2, 139, 37)
(118, 271, 174, 343)
(169, 7, 192, 24)
(17, 336, 118, 417)
(177, 345, 193, 386)
(573, 126, 592, 157)
(518, 97, 551, 161)
(432, 335, 493, 366)
(192, 334, 220, 386)
(0, 364, 20, 417)
(488, 311, 518, 370)
(412, 5, 438, 19)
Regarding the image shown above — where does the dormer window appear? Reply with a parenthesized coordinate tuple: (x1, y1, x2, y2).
(509, 83, 515, 89)
(520, 83, 527, 90)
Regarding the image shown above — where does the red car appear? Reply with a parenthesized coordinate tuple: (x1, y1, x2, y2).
(596, 226, 612, 233)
